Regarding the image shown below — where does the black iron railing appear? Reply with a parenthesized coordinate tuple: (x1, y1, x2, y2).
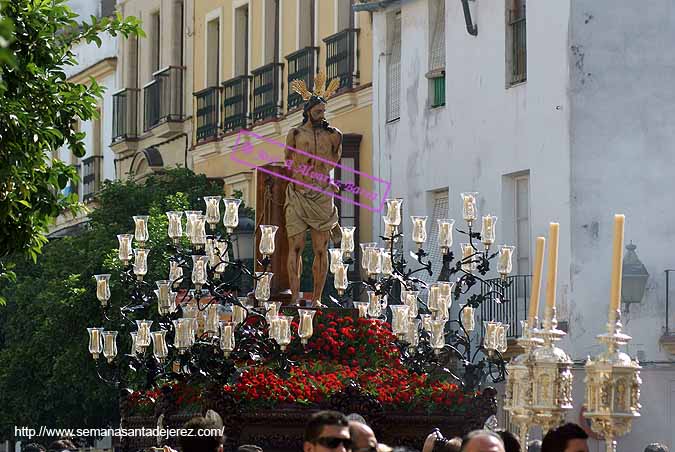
(195, 87, 221, 142)
(144, 66, 185, 131)
(286, 47, 318, 110)
(324, 29, 359, 91)
(251, 63, 283, 123)
(480, 274, 531, 338)
(666, 270, 675, 334)
(509, 5, 526, 84)
(222, 75, 251, 132)
(112, 88, 139, 141)
(82, 155, 103, 201)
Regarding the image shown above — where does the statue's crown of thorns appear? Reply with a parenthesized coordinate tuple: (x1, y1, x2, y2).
(290, 70, 340, 102)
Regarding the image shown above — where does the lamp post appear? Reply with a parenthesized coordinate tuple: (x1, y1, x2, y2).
(620, 242, 649, 310)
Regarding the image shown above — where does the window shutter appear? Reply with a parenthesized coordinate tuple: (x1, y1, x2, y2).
(422, 190, 449, 285)
(386, 12, 401, 121)
(429, 0, 445, 71)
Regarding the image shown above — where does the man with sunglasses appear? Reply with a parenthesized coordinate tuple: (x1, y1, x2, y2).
(304, 411, 353, 452)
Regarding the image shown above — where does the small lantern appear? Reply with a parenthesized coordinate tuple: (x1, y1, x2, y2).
(259, 224, 279, 257)
(621, 242, 649, 307)
(254, 272, 274, 302)
(219, 322, 236, 357)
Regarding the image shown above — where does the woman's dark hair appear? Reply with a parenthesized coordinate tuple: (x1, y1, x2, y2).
(304, 410, 349, 443)
(496, 430, 521, 452)
(541, 423, 588, 452)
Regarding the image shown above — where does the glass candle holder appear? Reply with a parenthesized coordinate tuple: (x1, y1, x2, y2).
(428, 284, 441, 312)
(360, 242, 377, 270)
(232, 305, 247, 326)
(340, 226, 356, 257)
(276, 315, 292, 349)
(381, 251, 393, 276)
(102, 331, 118, 363)
(205, 304, 220, 334)
(223, 198, 242, 232)
(169, 260, 183, 288)
(439, 281, 455, 300)
(219, 322, 235, 356)
(255, 272, 274, 302)
(407, 319, 421, 347)
(334, 264, 349, 295)
(133, 215, 149, 246)
(461, 243, 477, 272)
(367, 291, 382, 318)
(87, 327, 103, 359)
(130, 331, 139, 356)
(167, 291, 178, 315)
(133, 248, 149, 279)
(430, 320, 447, 352)
(204, 196, 222, 228)
(436, 295, 451, 321)
(481, 215, 497, 247)
(184, 211, 202, 239)
(405, 291, 419, 318)
(217, 239, 229, 265)
(117, 234, 133, 264)
(329, 248, 344, 274)
(298, 309, 316, 344)
(497, 245, 515, 277)
(461, 305, 475, 331)
(151, 330, 169, 361)
(496, 323, 510, 353)
(420, 314, 432, 332)
(385, 198, 403, 226)
(172, 319, 191, 352)
(460, 192, 478, 224)
(383, 221, 398, 241)
(391, 305, 410, 337)
(259, 225, 279, 257)
(135, 320, 153, 349)
(438, 219, 455, 253)
(411, 216, 428, 247)
(189, 214, 207, 247)
(264, 301, 282, 322)
(268, 315, 281, 342)
(191, 255, 209, 288)
(483, 321, 501, 352)
(166, 211, 183, 242)
(94, 274, 111, 306)
(366, 247, 382, 276)
(354, 301, 368, 318)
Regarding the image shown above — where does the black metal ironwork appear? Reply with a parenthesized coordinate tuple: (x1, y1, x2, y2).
(112, 88, 139, 142)
(286, 47, 318, 110)
(508, 3, 526, 84)
(195, 87, 221, 142)
(82, 155, 103, 202)
(144, 66, 185, 131)
(324, 29, 359, 91)
(480, 274, 530, 339)
(251, 63, 283, 123)
(666, 269, 674, 334)
(222, 75, 251, 132)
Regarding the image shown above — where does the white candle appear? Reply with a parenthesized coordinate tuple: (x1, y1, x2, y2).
(528, 237, 546, 326)
(545, 223, 560, 314)
(609, 214, 625, 320)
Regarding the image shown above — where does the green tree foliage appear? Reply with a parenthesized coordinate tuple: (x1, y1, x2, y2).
(0, 0, 143, 291)
(0, 169, 253, 442)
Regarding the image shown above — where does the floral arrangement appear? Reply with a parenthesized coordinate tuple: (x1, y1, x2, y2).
(126, 311, 478, 416)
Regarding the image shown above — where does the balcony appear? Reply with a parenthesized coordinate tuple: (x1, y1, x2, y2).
(479, 274, 531, 340)
(195, 87, 221, 143)
(111, 88, 139, 155)
(143, 66, 185, 136)
(222, 75, 251, 133)
(251, 63, 283, 124)
(286, 47, 318, 110)
(82, 155, 103, 202)
(324, 29, 359, 92)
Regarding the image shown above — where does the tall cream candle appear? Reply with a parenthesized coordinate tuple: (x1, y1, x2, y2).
(528, 236, 546, 326)
(545, 223, 560, 314)
(609, 214, 625, 319)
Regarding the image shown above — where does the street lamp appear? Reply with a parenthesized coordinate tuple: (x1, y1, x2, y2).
(621, 242, 649, 309)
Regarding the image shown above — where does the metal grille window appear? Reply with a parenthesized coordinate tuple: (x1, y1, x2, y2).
(422, 189, 449, 285)
(386, 11, 401, 122)
(429, 0, 445, 71)
(507, 0, 526, 85)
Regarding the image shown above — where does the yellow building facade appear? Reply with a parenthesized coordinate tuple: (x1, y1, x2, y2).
(191, 0, 374, 245)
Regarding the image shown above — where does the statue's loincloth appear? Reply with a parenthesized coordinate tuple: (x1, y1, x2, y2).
(284, 184, 341, 241)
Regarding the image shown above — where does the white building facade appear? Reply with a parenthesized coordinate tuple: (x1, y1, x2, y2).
(363, 0, 675, 450)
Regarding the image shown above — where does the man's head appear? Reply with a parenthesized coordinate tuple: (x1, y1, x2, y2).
(178, 410, 224, 452)
(496, 430, 520, 452)
(48, 439, 75, 452)
(303, 96, 327, 125)
(422, 429, 461, 452)
(460, 430, 505, 452)
(304, 410, 351, 452)
(541, 423, 589, 452)
(23, 444, 46, 452)
(644, 444, 669, 452)
(349, 421, 377, 452)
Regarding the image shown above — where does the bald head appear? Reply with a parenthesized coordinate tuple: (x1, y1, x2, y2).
(349, 421, 377, 452)
(461, 431, 505, 452)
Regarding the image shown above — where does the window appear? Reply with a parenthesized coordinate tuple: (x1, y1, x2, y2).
(263, 0, 279, 64)
(82, 111, 102, 201)
(386, 11, 401, 122)
(428, 0, 445, 107)
(514, 175, 530, 274)
(337, 0, 353, 31)
(423, 189, 449, 284)
(507, 0, 526, 85)
(334, 134, 361, 280)
(150, 11, 161, 73)
(206, 17, 220, 86)
(234, 4, 249, 76)
(298, 0, 315, 48)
